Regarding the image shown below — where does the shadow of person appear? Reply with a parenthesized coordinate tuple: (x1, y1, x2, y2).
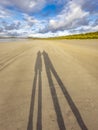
(42, 51, 66, 130)
(35, 51, 42, 73)
(43, 51, 88, 130)
(27, 51, 42, 130)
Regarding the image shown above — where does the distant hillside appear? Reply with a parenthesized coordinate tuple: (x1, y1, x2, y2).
(28, 32, 98, 39)
(1, 32, 98, 40)
(45, 32, 98, 39)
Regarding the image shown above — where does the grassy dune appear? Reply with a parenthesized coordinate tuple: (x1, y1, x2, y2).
(28, 32, 98, 40)
(46, 32, 98, 39)
(0, 32, 98, 40)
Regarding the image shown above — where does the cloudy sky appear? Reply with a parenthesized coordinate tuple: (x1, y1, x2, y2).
(0, 0, 98, 37)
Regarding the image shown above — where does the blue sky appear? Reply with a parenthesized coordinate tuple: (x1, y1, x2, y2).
(0, 0, 98, 37)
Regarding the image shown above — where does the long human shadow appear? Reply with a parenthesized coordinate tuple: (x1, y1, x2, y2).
(43, 51, 66, 130)
(27, 51, 42, 130)
(43, 51, 88, 130)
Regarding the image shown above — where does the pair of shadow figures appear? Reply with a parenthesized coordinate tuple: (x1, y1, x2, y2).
(27, 51, 88, 130)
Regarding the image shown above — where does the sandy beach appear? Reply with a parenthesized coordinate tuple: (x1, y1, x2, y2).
(0, 39, 98, 130)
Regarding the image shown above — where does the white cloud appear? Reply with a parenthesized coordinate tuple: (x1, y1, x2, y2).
(0, 0, 98, 37)
(48, 1, 89, 31)
(23, 14, 39, 25)
(0, 5, 12, 18)
(0, 0, 46, 13)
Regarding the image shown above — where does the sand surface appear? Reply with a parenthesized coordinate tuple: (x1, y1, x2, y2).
(0, 39, 98, 130)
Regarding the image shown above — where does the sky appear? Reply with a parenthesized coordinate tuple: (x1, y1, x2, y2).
(0, 0, 98, 37)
